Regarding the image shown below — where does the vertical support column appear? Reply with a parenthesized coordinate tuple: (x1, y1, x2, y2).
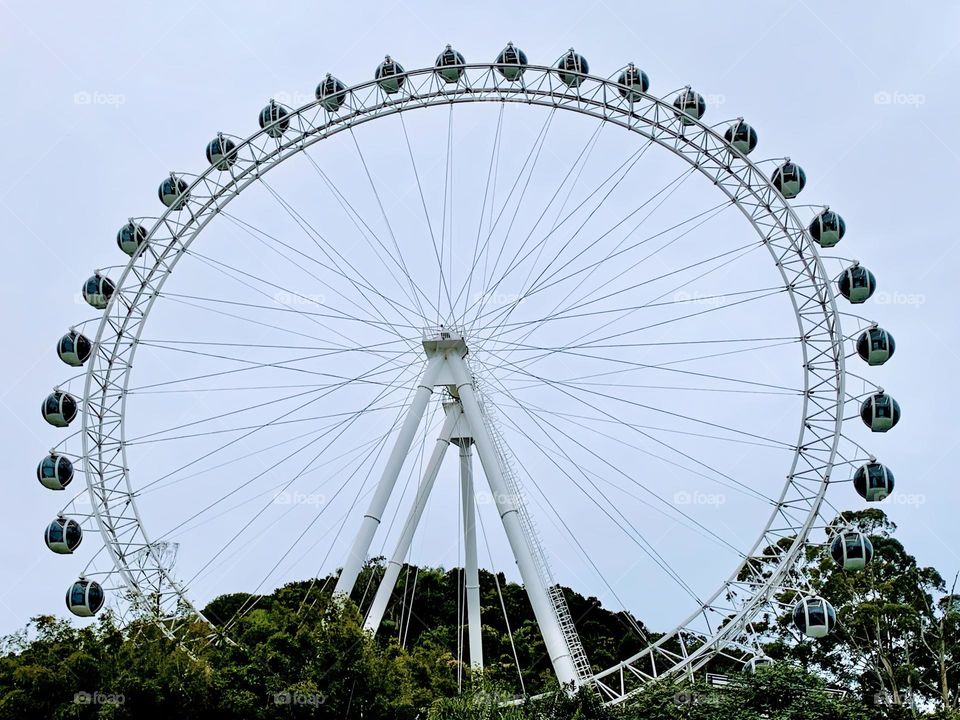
(335, 355, 442, 597)
(451, 359, 579, 687)
(363, 405, 458, 633)
(459, 441, 483, 671)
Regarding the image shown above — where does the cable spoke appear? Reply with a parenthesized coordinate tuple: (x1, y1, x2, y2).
(217, 204, 420, 340)
(347, 127, 439, 322)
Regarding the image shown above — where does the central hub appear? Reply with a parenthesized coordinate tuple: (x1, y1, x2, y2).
(421, 326, 470, 400)
(421, 326, 468, 357)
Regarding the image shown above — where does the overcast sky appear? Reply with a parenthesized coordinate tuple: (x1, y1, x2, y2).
(1, 1, 958, 643)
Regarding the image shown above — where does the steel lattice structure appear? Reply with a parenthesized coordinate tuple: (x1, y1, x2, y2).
(40, 55, 896, 705)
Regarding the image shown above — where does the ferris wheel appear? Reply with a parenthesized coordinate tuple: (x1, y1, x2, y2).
(39, 43, 902, 703)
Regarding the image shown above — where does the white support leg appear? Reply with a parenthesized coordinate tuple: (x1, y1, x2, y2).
(332, 328, 582, 689)
(335, 355, 443, 597)
(363, 404, 459, 633)
(460, 441, 483, 671)
(451, 360, 579, 688)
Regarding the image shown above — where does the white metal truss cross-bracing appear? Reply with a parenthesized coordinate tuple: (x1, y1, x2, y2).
(61, 60, 876, 703)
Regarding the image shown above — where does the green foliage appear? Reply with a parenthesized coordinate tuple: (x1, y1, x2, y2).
(427, 683, 619, 720)
(2, 518, 958, 719)
(346, 561, 648, 696)
(425, 665, 872, 720)
(622, 664, 871, 720)
(766, 509, 957, 713)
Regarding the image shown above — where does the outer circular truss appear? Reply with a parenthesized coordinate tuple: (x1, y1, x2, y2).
(74, 61, 847, 703)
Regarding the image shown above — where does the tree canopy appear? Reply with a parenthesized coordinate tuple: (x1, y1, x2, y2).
(1, 510, 957, 719)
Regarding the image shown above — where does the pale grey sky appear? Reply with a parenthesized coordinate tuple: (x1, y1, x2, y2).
(1, 1, 957, 641)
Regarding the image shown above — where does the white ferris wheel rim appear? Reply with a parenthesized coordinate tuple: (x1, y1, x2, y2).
(70, 60, 850, 703)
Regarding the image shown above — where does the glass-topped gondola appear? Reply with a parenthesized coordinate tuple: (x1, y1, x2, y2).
(853, 461, 895, 500)
(830, 529, 874, 570)
(258, 100, 290, 139)
(860, 392, 900, 432)
(556, 49, 589, 88)
(42, 390, 77, 428)
(66, 578, 105, 617)
(495, 42, 528, 81)
(857, 326, 895, 366)
(37, 451, 74, 490)
(316, 73, 348, 112)
(158, 173, 189, 210)
(45, 515, 83, 554)
(82, 272, 115, 310)
(205, 133, 237, 171)
(617, 63, 650, 101)
(435, 45, 465, 84)
(57, 329, 92, 367)
(375, 56, 406, 94)
(771, 160, 806, 199)
(116, 220, 147, 256)
(838, 262, 877, 304)
(724, 119, 758, 155)
(809, 208, 845, 248)
(673, 88, 706, 125)
(792, 596, 836, 638)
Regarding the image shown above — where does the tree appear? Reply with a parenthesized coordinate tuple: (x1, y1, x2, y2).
(622, 664, 870, 720)
(918, 581, 960, 712)
(427, 683, 619, 720)
(1, 554, 955, 718)
(769, 509, 957, 716)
